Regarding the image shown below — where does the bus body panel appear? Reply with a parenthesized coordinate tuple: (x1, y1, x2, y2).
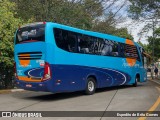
(14, 22, 147, 93)
(15, 42, 46, 81)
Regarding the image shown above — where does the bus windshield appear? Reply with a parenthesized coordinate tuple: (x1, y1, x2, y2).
(16, 23, 45, 44)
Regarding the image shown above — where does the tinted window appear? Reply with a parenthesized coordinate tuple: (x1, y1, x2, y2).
(78, 35, 91, 54)
(101, 40, 119, 56)
(16, 24, 45, 44)
(54, 28, 77, 52)
(68, 31, 77, 52)
(53, 28, 140, 60)
(125, 44, 139, 59)
(78, 36, 105, 55)
(93, 38, 105, 55)
(119, 43, 125, 57)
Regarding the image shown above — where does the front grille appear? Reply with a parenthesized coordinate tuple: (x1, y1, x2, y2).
(18, 52, 42, 60)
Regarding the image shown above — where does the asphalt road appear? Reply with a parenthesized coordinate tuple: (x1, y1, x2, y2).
(0, 80, 160, 120)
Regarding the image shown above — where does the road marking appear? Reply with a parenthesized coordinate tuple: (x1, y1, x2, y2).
(100, 90, 118, 120)
(137, 87, 160, 120)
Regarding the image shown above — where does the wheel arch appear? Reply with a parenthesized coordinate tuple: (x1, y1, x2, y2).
(135, 73, 140, 82)
(87, 75, 98, 87)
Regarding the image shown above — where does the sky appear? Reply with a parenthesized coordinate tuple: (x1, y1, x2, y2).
(117, 19, 153, 44)
(107, 0, 153, 44)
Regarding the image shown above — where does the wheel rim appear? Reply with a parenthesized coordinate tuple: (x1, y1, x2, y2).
(136, 78, 138, 83)
(88, 81, 94, 92)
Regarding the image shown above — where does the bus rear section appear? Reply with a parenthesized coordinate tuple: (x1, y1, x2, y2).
(14, 22, 52, 92)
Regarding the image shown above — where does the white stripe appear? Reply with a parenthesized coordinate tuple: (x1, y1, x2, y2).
(104, 68, 127, 85)
(28, 68, 42, 78)
(73, 64, 127, 85)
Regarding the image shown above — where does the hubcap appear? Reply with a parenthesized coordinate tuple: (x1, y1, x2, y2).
(136, 78, 138, 83)
(88, 81, 94, 92)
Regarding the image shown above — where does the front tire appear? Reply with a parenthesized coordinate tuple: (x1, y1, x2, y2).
(133, 77, 138, 87)
(85, 77, 96, 95)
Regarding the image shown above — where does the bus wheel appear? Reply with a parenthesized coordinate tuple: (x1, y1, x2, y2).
(85, 77, 96, 95)
(133, 76, 138, 87)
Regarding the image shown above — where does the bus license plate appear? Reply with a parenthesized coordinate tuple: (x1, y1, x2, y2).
(26, 84, 32, 87)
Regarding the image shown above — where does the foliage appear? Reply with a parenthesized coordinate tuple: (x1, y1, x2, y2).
(0, 0, 18, 88)
(91, 12, 133, 40)
(12, 0, 103, 30)
(12, 0, 132, 38)
(0, 0, 31, 88)
(148, 27, 160, 61)
(92, 17, 116, 35)
(128, 0, 160, 60)
(93, 20, 133, 40)
(138, 27, 160, 62)
(128, 0, 160, 19)
(113, 28, 133, 40)
(147, 36, 160, 61)
(154, 27, 160, 36)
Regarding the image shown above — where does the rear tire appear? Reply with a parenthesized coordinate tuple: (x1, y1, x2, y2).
(85, 77, 96, 95)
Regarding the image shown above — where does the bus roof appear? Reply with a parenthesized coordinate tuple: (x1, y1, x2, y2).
(47, 22, 137, 44)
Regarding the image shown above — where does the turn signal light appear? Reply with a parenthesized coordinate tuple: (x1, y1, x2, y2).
(42, 62, 51, 81)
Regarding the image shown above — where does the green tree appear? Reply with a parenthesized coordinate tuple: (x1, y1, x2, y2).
(92, 18, 116, 34)
(128, 0, 160, 61)
(93, 18, 133, 40)
(12, 0, 103, 30)
(113, 28, 133, 40)
(128, 0, 160, 19)
(12, 0, 132, 40)
(137, 41, 151, 53)
(0, 0, 25, 88)
(137, 27, 160, 62)
(154, 27, 160, 36)
(147, 36, 160, 61)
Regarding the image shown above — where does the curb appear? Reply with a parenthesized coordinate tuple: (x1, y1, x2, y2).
(0, 89, 11, 94)
(11, 89, 24, 92)
(149, 79, 160, 85)
(0, 89, 24, 94)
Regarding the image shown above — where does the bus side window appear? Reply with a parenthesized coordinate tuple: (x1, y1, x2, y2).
(102, 40, 119, 57)
(54, 28, 67, 50)
(140, 48, 146, 67)
(61, 29, 70, 51)
(67, 31, 77, 52)
(54, 28, 77, 52)
(111, 41, 119, 57)
(136, 46, 140, 61)
(124, 44, 139, 59)
(97, 38, 105, 55)
(101, 40, 111, 56)
(92, 38, 104, 55)
(119, 43, 125, 57)
(78, 35, 91, 54)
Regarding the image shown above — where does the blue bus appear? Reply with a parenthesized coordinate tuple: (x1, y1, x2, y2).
(14, 22, 149, 95)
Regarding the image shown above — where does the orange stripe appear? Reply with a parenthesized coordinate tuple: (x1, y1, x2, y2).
(18, 54, 30, 56)
(126, 58, 136, 66)
(18, 76, 42, 82)
(126, 39, 134, 45)
(19, 54, 30, 67)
